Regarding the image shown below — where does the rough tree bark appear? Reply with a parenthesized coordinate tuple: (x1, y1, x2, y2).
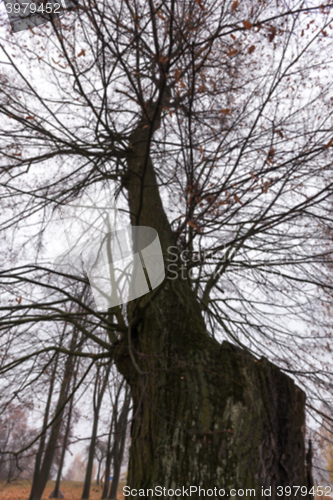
(113, 117, 310, 499)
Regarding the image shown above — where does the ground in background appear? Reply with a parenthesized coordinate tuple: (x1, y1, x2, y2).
(0, 479, 126, 500)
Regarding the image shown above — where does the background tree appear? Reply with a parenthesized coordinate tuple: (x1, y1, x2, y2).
(101, 374, 125, 499)
(29, 323, 86, 500)
(0, 405, 36, 483)
(107, 386, 130, 500)
(94, 438, 107, 487)
(1, 0, 333, 497)
(50, 360, 80, 499)
(64, 453, 87, 482)
(81, 362, 111, 500)
(101, 380, 131, 500)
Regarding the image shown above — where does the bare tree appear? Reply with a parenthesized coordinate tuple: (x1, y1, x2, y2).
(0, 405, 35, 482)
(29, 324, 86, 500)
(50, 360, 80, 499)
(94, 438, 107, 487)
(1, 0, 333, 496)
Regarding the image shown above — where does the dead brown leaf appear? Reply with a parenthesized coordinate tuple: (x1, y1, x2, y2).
(243, 20, 253, 30)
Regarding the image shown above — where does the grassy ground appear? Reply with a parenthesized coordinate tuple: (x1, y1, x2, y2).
(0, 479, 126, 500)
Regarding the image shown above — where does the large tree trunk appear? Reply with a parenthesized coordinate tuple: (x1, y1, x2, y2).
(126, 334, 307, 497)
(113, 119, 310, 499)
